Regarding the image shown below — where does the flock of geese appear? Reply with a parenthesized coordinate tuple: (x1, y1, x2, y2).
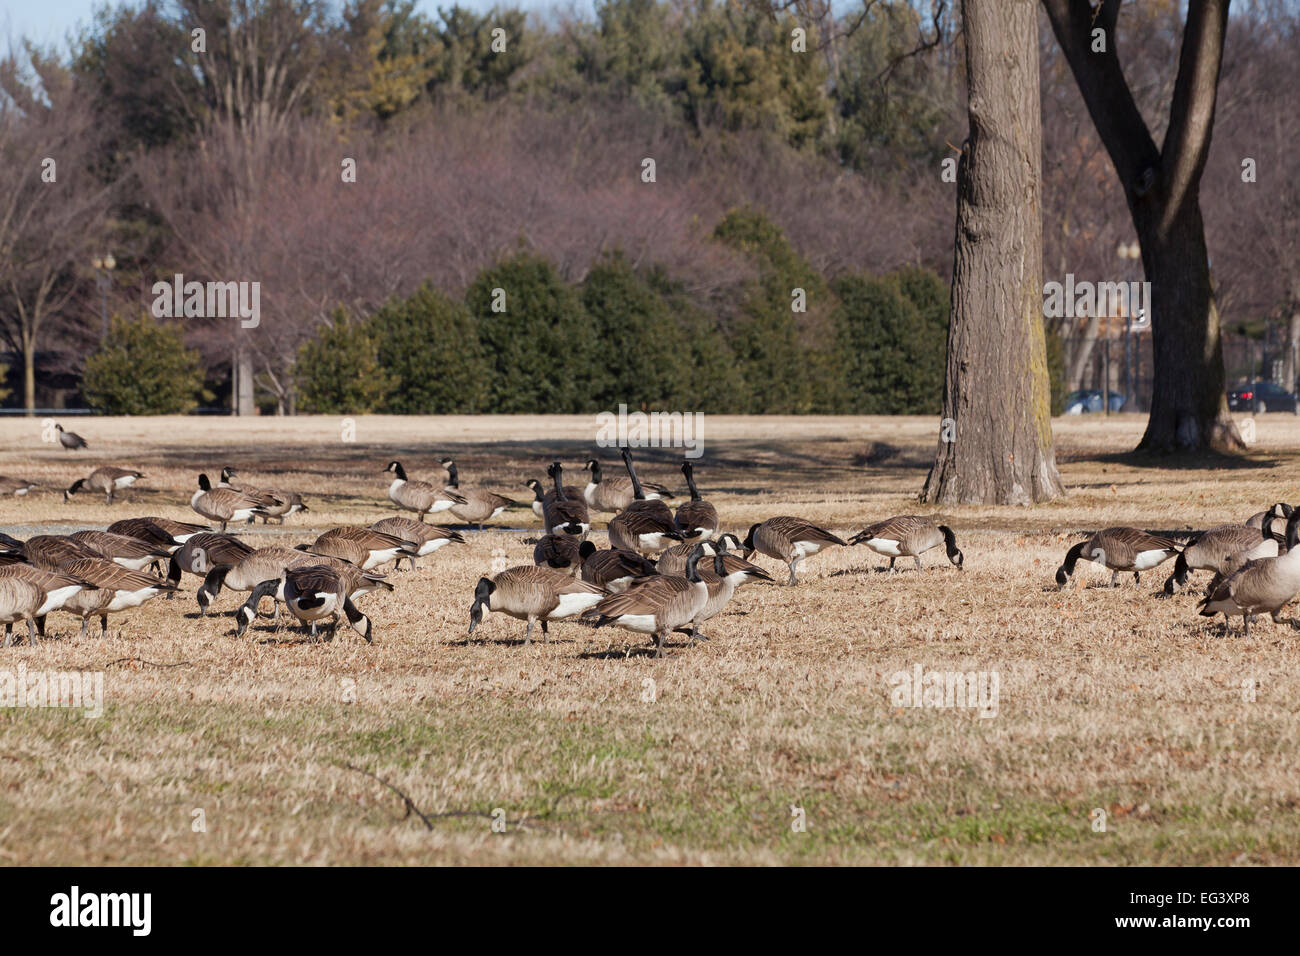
(0, 436, 1296, 652)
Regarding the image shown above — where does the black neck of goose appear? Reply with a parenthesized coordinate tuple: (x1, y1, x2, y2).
(685, 547, 703, 582)
(392, 463, 407, 481)
(939, 525, 958, 559)
(622, 451, 646, 500)
(1062, 541, 1086, 574)
(198, 474, 211, 491)
(589, 462, 602, 484)
(551, 464, 567, 501)
(713, 551, 726, 575)
(683, 465, 701, 501)
(445, 463, 459, 488)
(529, 482, 544, 503)
(1287, 512, 1300, 552)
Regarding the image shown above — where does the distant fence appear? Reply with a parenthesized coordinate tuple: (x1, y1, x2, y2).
(1059, 333, 1294, 413)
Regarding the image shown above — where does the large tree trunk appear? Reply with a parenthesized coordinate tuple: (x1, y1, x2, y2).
(23, 334, 35, 414)
(1043, 0, 1241, 453)
(922, 0, 1064, 505)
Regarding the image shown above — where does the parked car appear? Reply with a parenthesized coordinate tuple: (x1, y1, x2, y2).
(1227, 382, 1299, 414)
(1063, 389, 1126, 414)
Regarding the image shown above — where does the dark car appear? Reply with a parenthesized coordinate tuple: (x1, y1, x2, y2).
(1227, 381, 1299, 414)
(1063, 389, 1126, 414)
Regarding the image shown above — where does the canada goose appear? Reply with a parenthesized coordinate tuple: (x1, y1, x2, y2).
(582, 457, 672, 512)
(590, 543, 709, 658)
(69, 530, 171, 572)
(534, 536, 596, 574)
(676, 541, 773, 642)
(742, 517, 846, 585)
(0, 476, 36, 496)
(657, 534, 743, 576)
(190, 474, 268, 531)
(542, 462, 590, 535)
(165, 532, 256, 593)
(1246, 502, 1293, 531)
(20, 534, 104, 570)
(0, 577, 45, 646)
(525, 477, 584, 520)
(468, 565, 606, 645)
(440, 458, 515, 528)
(301, 527, 417, 571)
(236, 564, 389, 642)
(850, 516, 963, 572)
(1055, 527, 1181, 588)
(606, 449, 682, 552)
(107, 517, 208, 550)
(55, 423, 87, 450)
(218, 468, 306, 523)
(674, 461, 718, 540)
(384, 460, 466, 521)
(1198, 511, 1300, 635)
(0, 564, 93, 639)
(369, 517, 465, 570)
(64, 466, 143, 505)
(199, 546, 388, 616)
(581, 546, 660, 592)
(1163, 524, 1281, 595)
(57, 557, 176, 638)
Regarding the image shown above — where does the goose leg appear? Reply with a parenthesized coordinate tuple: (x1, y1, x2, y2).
(541, 619, 549, 643)
(36, 615, 45, 637)
(1110, 571, 1120, 588)
(787, 560, 798, 586)
(888, 557, 896, 573)
(1134, 571, 1141, 584)
(80, 617, 89, 639)
(26, 619, 38, 646)
(914, 555, 923, 572)
(3, 623, 11, 648)
(523, 618, 535, 646)
(654, 631, 665, 658)
(99, 615, 109, 638)
(1243, 614, 1250, 638)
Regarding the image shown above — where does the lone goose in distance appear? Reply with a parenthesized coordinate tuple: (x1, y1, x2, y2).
(384, 461, 466, 522)
(850, 516, 963, 572)
(743, 517, 846, 585)
(55, 423, 87, 450)
(0, 476, 36, 496)
(1055, 527, 1181, 589)
(468, 565, 606, 645)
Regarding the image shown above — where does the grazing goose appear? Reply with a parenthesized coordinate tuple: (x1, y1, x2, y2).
(440, 459, 514, 528)
(55, 423, 87, 450)
(20, 534, 104, 570)
(657, 534, 742, 576)
(534, 536, 595, 575)
(69, 530, 171, 572)
(1163, 523, 1281, 595)
(1198, 511, 1300, 635)
(0, 577, 46, 647)
(57, 558, 176, 637)
(674, 461, 718, 540)
(302, 527, 416, 571)
(165, 532, 255, 593)
(0, 476, 36, 496)
(468, 565, 606, 645)
(676, 542, 773, 643)
(542, 462, 591, 536)
(849, 515, 964, 572)
(590, 543, 709, 658)
(384, 460, 466, 522)
(582, 457, 672, 513)
(191, 474, 269, 531)
(369, 517, 465, 570)
(0, 564, 93, 639)
(218, 468, 306, 523)
(581, 547, 660, 593)
(236, 564, 389, 642)
(1055, 527, 1181, 589)
(742, 517, 847, 585)
(64, 466, 143, 505)
(107, 517, 208, 551)
(195, 546, 308, 615)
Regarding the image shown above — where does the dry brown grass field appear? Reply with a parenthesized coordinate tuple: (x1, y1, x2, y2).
(1, 413, 1298, 865)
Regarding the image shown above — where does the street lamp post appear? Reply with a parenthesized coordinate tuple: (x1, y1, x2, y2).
(92, 254, 116, 342)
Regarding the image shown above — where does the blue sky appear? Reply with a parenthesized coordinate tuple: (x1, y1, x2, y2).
(0, 0, 572, 52)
